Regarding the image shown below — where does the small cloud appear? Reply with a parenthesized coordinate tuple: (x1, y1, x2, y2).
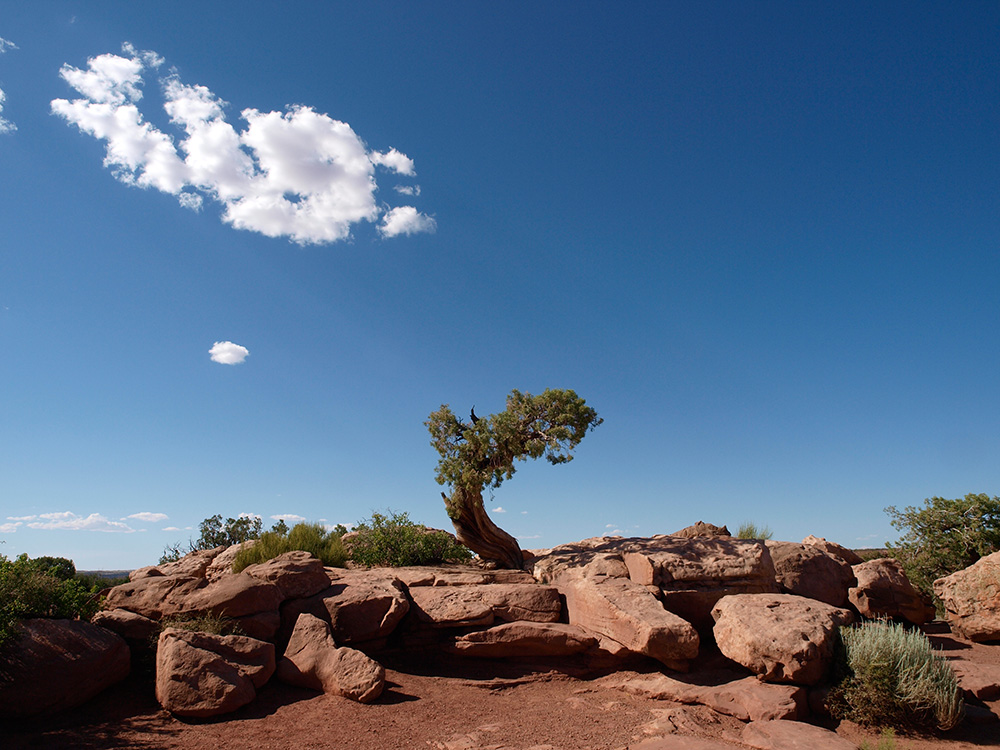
(0, 37, 17, 53)
(379, 206, 436, 237)
(491, 506, 506, 514)
(370, 148, 415, 175)
(26, 511, 135, 533)
(0, 522, 22, 533)
(126, 512, 169, 523)
(209, 340, 249, 365)
(271, 513, 306, 524)
(393, 185, 420, 196)
(521, 511, 528, 515)
(7, 515, 37, 521)
(517, 534, 542, 540)
(605, 523, 616, 528)
(239, 512, 262, 521)
(162, 526, 181, 532)
(0, 38, 17, 134)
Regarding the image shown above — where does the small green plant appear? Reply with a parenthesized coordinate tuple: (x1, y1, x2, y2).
(231, 522, 347, 572)
(159, 613, 247, 637)
(830, 620, 963, 732)
(735, 521, 773, 540)
(348, 510, 472, 567)
(859, 727, 898, 750)
(0, 554, 102, 649)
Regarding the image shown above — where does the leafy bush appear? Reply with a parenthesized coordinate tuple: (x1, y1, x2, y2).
(0, 554, 102, 649)
(735, 521, 773, 540)
(161, 514, 279, 563)
(829, 620, 963, 732)
(231, 522, 347, 572)
(885, 493, 1000, 598)
(348, 510, 472, 567)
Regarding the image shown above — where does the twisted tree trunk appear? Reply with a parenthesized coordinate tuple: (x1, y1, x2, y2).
(445, 488, 524, 569)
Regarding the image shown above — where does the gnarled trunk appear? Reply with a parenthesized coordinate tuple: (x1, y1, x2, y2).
(446, 488, 524, 569)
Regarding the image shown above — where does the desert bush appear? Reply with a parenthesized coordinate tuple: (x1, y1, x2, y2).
(348, 510, 472, 567)
(231, 522, 347, 572)
(158, 613, 246, 637)
(884, 493, 1000, 599)
(0, 554, 101, 649)
(735, 521, 773, 540)
(829, 620, 963, 732)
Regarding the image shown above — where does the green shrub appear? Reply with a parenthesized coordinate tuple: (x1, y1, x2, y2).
(348, 510, 472, 567)
(158, 613, 246, 637)
(0, 554, 101, 649)
(735, 521, 773, 540)
(231, 522, 347, 572)
(830, 620, 964, 732)
(885, 493, 1000, 600)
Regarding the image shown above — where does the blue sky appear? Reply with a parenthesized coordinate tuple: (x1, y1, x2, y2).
(2, 2, 999, 569)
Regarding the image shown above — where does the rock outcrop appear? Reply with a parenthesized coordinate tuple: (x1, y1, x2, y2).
(711, 594, 854, 685)
(0, 619, 130, 718)
(766, 542, 856, 608)
(451, 621, 598, 658)
(849, 557, 931, 625)
(155, 627, 275, 717)
(934, 550, 1000, 641)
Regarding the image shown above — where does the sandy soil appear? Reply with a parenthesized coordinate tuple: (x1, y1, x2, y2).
(2, 627, 998, 750)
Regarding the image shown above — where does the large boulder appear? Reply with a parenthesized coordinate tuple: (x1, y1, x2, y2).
(671, 521, 732, 538)
(279, 568, 410, 646)
(276, 613, 385, 703)
(0, 619, 130, 718)
(802, 535, 863, 566)
(712, 594, 854, 685)
(849, 558, 931, 625)
(241, 551, 331, 600)
(451, 621, 598, 658)
(934, 550, 1000, 641)
(407, 583, 562, 628)
(741, 719, 860, 750)
(766, 541, 856, 607)
(130, 546, 227, 581)
(91, 608, 160, 643)
(155, 627, 274, 718)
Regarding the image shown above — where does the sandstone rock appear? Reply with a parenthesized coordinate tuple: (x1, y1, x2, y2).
(610, 671, 805, 721)
(130, 546, 227, 581)
(276, 613, 385, 703)
(849, 558, 930, 625)
(0, 619, 130, 718)
(628, 738, 740, 750)
(949, 659, 1000, 701)
(242, 550, 331, 600)
(671, 521, 732, 538)
(91, 608, 160, 643)
(742, 719, 859, 750)
(184, 572, 284, 619)
(554, 572, 699, 667)
(802, 535, 863, 566)
(766, 541, 856, 607)
(393, 565, 538, 588)
(933, 551, 1000, 641)
(155, 627, 274, 718)
(408, 583, 562, 628)
(712, 594, 853, 685)
(104, 575, 206, 619)
(280, 567, 409, 645)
(451, 621, 598, 657)
(205, 542, 253, 582)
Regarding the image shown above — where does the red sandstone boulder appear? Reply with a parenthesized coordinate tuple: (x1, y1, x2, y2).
(155, 627, 274, 718)
(451, 621, 598, 657)
(802, 535, 863, 566)
(765, 541, 856, 607)
(712, 594, 854, 685)
(91, 608, 160, 643)
(849, 558, 931, 625)
(0, 619, 130, 718)
(276, 613, 385, 703)
(671, 521, 732, 538)
(934, 551, 1000, 641)
(407, 583, 562, 628)
(241, 550, 331, 600)
(741, 719, 860, 750)
(130, 546, 227, 581)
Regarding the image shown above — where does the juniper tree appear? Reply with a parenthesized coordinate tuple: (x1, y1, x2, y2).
(426, 388, 602, 569)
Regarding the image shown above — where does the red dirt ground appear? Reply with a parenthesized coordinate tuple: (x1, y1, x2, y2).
(2, 626, 998, 750)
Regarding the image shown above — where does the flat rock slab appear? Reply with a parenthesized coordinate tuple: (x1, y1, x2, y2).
(949, 659, 1000, 701)
(627, 737, 751, 750)
(0, 619, 130, 718)
(408, 583, 562, 628)
(742, 719, 860, 750)
(242, 550, 331, 600)
(451, 621, 598, 657)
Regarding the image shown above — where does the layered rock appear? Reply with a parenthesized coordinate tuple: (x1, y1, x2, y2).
(934, 550, 1000, 641)
(711, 594, 854, 685)
(849, 558, 931, 625)
(741, 719, 860, 750)
(0, 619, 130, 718)
(277, 613, 385, 703)
(407, 583, 562, 628)
(155, 627, 275, 717)
(802, 535, 863, 566)
(766, 541, 856, 608)
(450, 621, 598, 658)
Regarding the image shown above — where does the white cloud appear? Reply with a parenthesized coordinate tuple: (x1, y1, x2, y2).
(126, 512, 169, 523)
(380, 205, 436, 237)
(209, 340, 249, 364)
(0, 521, 22, 533)
(162, 526, 181, 532)
(271, 514, 306, 523)
(0, 37, 17, 134)
(6, 515, 36, 521)
(491, 506, 506, 514)
(0, 37, 17, 53)
(239, 512, 262, 521)
(26, 511, 135, 533)
(393, 184, 420, 196)
(51, 45, 434, 244)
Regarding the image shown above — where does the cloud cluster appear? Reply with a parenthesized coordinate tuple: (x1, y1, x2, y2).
(51, 45, 435, 244)
(0, 36, 17, 134)
(5, 512, 135, 533)
(209, 340, 249, 365)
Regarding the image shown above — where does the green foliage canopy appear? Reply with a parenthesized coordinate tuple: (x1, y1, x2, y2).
(231, 522, 347, 572)
(885, 493, 1000, 596)
(348, 510, 472, 568)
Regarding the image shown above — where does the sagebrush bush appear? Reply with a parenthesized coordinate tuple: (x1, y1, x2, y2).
(231, 522, 347, 572)
(735, 521, 773, 540)
(0, 554, 101, 649)
(830, 620, 964, 732)
(348, 510, 472, 567)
